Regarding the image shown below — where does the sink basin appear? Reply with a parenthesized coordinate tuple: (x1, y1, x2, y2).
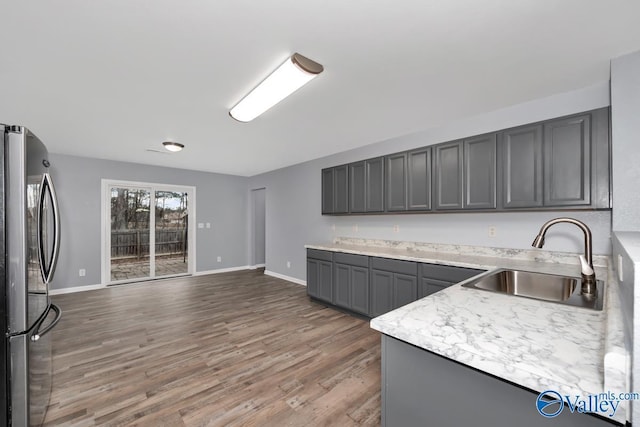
(461, 269, 604, 310)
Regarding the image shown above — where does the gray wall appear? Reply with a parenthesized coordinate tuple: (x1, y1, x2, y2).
(610, 49, 640, 424)
(248, 82, 613, 282)
(251, 188, 266, 266)
(611, 50, 640, 231)
(49, 154, 249, 291)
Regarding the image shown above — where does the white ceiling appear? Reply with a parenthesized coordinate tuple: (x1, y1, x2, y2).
(2, 1, 640, 177)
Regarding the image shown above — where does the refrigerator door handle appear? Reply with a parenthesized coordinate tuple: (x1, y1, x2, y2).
(37, 172, 61, 284)
(31, 304, 62, 342)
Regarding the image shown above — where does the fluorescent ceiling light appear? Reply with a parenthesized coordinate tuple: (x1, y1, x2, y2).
(162, 141, 184, 152)
(229, 53, 324, 122)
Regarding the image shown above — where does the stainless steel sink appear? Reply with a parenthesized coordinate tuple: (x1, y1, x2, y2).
(461, 269, 604, 310)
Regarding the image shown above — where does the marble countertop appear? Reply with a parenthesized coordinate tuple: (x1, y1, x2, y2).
(305, 238, 628, 424)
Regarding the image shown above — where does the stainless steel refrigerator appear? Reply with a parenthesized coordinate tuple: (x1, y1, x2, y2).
(1, 124, 62, 426)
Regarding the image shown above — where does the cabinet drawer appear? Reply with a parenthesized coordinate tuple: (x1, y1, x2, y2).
(307, 249, 333, 262)
(421, 263, 484, 283)
(334, 252, 369, 268)
(371, 257, 417, 276)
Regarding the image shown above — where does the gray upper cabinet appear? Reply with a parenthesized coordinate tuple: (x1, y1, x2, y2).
(322, 107, 610, 215)
(464, 133, 497, 209)
(350, 157, 385, 213)
(501, 124, 543, 208)
(434, 135, 497, 210)
(321, 165, 349, 214)
(386, 153, 408, 211)
(543, 114, 591, 207)
(366, 157, 385, 212)
(407, 147, 431, 210)
(321, 168, 334, 214)
(349, 161, 366, 213)
(334, 164, 349, 213)
(434, 141, 464, 210)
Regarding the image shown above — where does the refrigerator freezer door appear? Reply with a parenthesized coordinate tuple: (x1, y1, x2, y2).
(9, 304, 57, 427)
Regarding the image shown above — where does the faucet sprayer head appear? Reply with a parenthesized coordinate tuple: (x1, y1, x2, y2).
(531, 234, 545, 248)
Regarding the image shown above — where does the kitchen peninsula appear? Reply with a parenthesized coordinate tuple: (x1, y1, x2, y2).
(306, 238, 628, 426)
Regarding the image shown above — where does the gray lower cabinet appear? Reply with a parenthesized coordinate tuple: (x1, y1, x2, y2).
(333, 253, 370, 315)
(307, 251, 486, 317)
(419, 263, 485, 298)
(370, 258, 418, 317)
(321, 165, 349, 214)
(382, 335, 613, 427)
(306, 249, 333, 303)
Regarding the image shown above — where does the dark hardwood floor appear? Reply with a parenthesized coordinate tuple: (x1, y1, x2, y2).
(44, 270, 381, 426)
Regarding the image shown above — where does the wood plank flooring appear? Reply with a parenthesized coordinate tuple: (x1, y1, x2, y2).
(44, 270, 381, 426)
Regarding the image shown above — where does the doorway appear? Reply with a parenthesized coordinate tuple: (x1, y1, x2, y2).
(251, 188, 266, 268)
(102, 180, 195, 284)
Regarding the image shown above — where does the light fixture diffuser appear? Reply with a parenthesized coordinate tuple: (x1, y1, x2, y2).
(229, 53, 324, 122)
(162, 141, 184, 152)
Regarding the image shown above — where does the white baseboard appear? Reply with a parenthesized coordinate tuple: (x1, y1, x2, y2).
(194, 265, 252, 276)
(50, 283, 106, 295)
(50, 266, 299, 294)
(249, 264, 266, 269)
(264, 270, 306, 286)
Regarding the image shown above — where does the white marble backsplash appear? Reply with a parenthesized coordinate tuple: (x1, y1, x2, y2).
(333, 237, 609, 267)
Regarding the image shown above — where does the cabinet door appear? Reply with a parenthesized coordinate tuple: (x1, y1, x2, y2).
(418, 277, 450, 299)
(544, 114, 591, 206)
(386, 153, 407, 211)
(307, 259, 319, 298)
(502, 125, 543, 208)
(464, 134, 497, 209)
(318, 260, 333, 302)
(393, 273, 418, 310)
(434, 141, 463, 210)
(370, 269, 394, 317)
(366, 157, 385, 212)
(321, 168, 334, 214)
(334, 165, 349, 213)
(407, 148, 431, 210)
(349, 161, 366, 213)
(334, 263, 351, 308)
(351, 266, 370, 315)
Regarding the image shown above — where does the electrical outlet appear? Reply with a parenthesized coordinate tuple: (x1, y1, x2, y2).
(488, 226, 496, 237)
(217, 256, 222, 262)
(352, 224, 358, 232)
(393, 225, 400, 233)
(79, 269, 86, 277)
(206, 222, 211, 228)
(286, 261, 291, 269)
(198, 223, 204, 229)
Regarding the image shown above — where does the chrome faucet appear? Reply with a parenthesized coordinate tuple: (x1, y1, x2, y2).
(531, 217, 597, 297)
